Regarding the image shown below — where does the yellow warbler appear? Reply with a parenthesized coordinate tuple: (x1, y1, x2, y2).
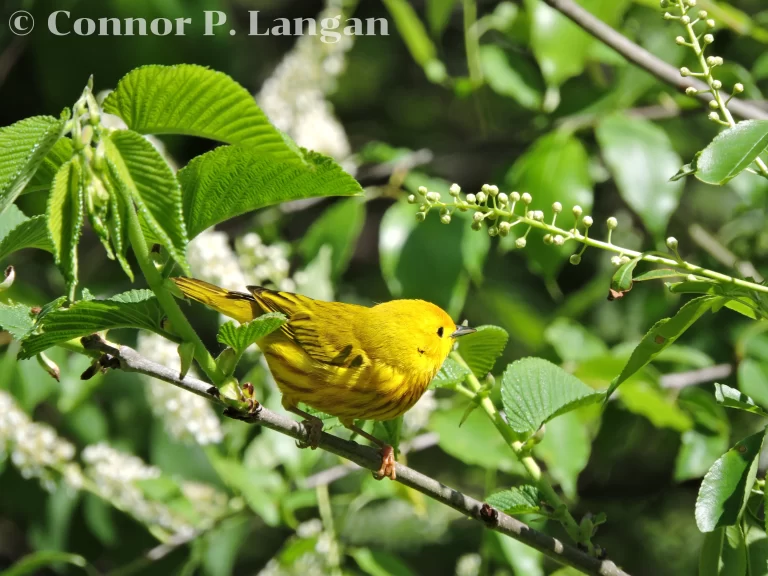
(173, 277, 475, 479)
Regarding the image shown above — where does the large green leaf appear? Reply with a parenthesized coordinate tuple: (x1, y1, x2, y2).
(695, 428, 765, 533)
(501, 357, 604, 434)
(20, 289, 165, 359)
(0, 215, 53, 261)
(0, 302, 36, 340)
(699, 526, 748, 576)
(503, 131, 593, 279)
(694, 120, 768, 185)
(596, 114, 683, 240)
(178, 145, 362, 239)
(0, 115, 68, 214)
(485, 485, 542, 515)
(456, 325, 509, 377)
(217, 312, 286, 355)
(47, 158, 84, 286)
(430, 356, 471, 389)
(25, 137, 74, 193)
(605, 296, 718, 400)
(104, 130, 189, 272)
(299, 198, 366, 279)
(103, 65, 296, 159)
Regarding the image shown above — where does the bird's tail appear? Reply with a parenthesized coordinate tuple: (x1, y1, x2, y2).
(172, 277, 257, 323)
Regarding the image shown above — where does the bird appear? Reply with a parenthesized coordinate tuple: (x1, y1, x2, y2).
(172, 277, 476, 480)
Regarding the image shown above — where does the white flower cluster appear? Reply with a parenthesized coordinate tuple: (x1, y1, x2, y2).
(455, 553, 482, 576)
(137, 333, 223, 445)
(236, 233, 296, 292)
(257, 0, 355, 169)
(257, 519, 332, 576)
(0, 391, 76, 491)
(187, 230, 247, 291)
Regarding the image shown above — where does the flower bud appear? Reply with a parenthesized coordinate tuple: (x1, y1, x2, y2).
(569, 254, 582, 265)
(543, 234, 553, 245)
(686, 0, 696, 7)
(476, 191, 487, 204)
(440, 214, 451, 224)
(685, 87, 698, 96)
(620, 256, 631, 265)
(706, 19, 715, 28)
(582, 216, 593, 228)
(712, 80, 722, 90)
(426, 191, 441, 202)
(510, 191, 521, 202)
(416, 212, 426, 222)
(663, 11, 674, 19)
(703, 34, 714, 44)
(473, 212, 484, 223)
(573, 205, 583, 218)
(680, 15, 690, 24)
(734, 83, 744, 93)
(534, 210, 545, 221)
(449, 183, 461, 196)
(521, 192, 532, 204)
(481, 184, 491, 193)
(497, 192, 509, 205)
(666, 236, 678, 250)
(552, 202, 562, 213)
(488, 185, 499, 196)
(698, 10, 707, 17)
(553, 235, 565, 246)
(680, 67, 691, 77)
(488, 226, 499, 237)
(407, 194, 416, 204)
(419, 204, 428, 212)
(471, 221, 481, 231)
(515, 237, 527, 249)
(606, 217, 618, 230)
(708, 111, 720, 122)
(418, 186, 428, 196)
(659, 0, 669, 8)
(708, 100, 719, 109)
(611, 255, 622, 266)
(466, 193, 476, 204)
(498, 221, 511, 236)
(675, 36, 686, 45)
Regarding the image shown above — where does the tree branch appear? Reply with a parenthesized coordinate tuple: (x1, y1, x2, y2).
(80, 335, 630, 576)
(541, 0, 768, 121)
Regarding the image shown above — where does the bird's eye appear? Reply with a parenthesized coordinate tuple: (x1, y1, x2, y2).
(437, 327, 444, 337)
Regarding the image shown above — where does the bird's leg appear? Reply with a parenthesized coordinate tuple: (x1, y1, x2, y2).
(284, 404, 323, 450)
(344, 423, 396, 481)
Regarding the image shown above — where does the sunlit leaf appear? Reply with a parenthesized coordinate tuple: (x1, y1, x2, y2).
(47, 158, 84, 287)
(699, 525, 748, 576)
(486, 485, 542, 515)
(715, 382, 768, 418)
(544, 318, 607, 363)
(457, 325, 508, 378)
(430, 356, 470, 389)
(217, 312, 286, 356)
(694, 120, 768, 185)
(0, 302, 36, 340)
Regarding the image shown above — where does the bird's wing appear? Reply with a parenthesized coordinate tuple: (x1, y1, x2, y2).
(247, 286, 367, 367)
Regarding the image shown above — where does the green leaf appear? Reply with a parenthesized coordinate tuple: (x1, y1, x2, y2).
(737, 360, 768, 411)
(103, 64, 296, 158)
(486, 485, 542, 514)
(725, 300, 758, 320)
(0, 115, 68, 214)
(1, 551, 88, 576)
(619, 380, 693, 432)
(426, 0, 456, 37)
(501, 357, 604, 434)
(480, 45, 542, 110)
(605, 296, 717, 400)
(503, 131, 593, 279)
(20, 289, 164, 359)
(633, 269, 686, 282)
(533, 410, 591, 500)
(0, 302, 36, 340)
(695, 428, 765, 532)
(699, 526, 748, 576)
(694, 120, 768, 185)
(105, 130, 189, 272)
(596, 114, 684, 240)
(381, 0, 439, 68)
(430, 356, 471, 389)
(216, 312, 286, 355)
(543, 318, 607, 363)
(351, 548, 417, 576)
(457, 325, 508, 378)
(299, 198, 366, 279)
(47, 158, 84, 286)
(178, 145, 362, 239)
(0, 204, 29, 241)
(719, 380, 768, 418)
(25, 137, 74, 193)
(0, 215, 54, 261)
(609, 255, 643, 297)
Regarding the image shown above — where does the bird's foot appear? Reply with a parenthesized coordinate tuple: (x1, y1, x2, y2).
(374, 444, 396, 481)
(297, 416, 323, 450)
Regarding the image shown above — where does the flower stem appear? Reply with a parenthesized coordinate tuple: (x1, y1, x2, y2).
(451, 351, 587, 549)
(125, 200, 225, 386)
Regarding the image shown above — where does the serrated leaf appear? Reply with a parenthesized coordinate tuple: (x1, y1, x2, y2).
(714, 383, 768, 418)
(216, 312, 286, 355)
(486, 485, 542, 514)
(0, 115, 68, 214)
(104, 130, 189, 273)
(430, 356, 471, 389)
(178, 145, 362, 239)
(501, 357, 604, 434)
(47, 158, 84, 285)
(0, 204, 29, 241)
(694, 120, 768, 185)
(696, 428, 765, 532)
(0, 302, 36, 340)
(25, 137, 74, 193)
(0, 215, 54, 261)
(103, 65, 296, 159)
(457, 325, 509, 377)
(20, 289, 164, 359)
(605, 296, 717, 400)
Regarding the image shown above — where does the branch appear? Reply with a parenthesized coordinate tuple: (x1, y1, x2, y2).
(541, 0, 768, 121)
(80, 336, 630, 576)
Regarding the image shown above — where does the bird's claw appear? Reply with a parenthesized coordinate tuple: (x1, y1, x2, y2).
(373, 444, 396, 481)
(296, 417, 323, 450)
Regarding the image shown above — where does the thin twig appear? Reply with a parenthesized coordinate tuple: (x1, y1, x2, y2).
(660, 363, 733, 390)
(80, 336, 629, 576)
(541, 0, 768, 121)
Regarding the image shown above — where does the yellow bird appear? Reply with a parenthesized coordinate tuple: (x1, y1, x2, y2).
(172, 277, 475, 479)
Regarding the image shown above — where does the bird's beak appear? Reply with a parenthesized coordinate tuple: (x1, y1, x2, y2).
(451, 325, 476, 338)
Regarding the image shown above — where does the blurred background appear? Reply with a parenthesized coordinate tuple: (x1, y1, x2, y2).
(2, 0, 768, 574)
